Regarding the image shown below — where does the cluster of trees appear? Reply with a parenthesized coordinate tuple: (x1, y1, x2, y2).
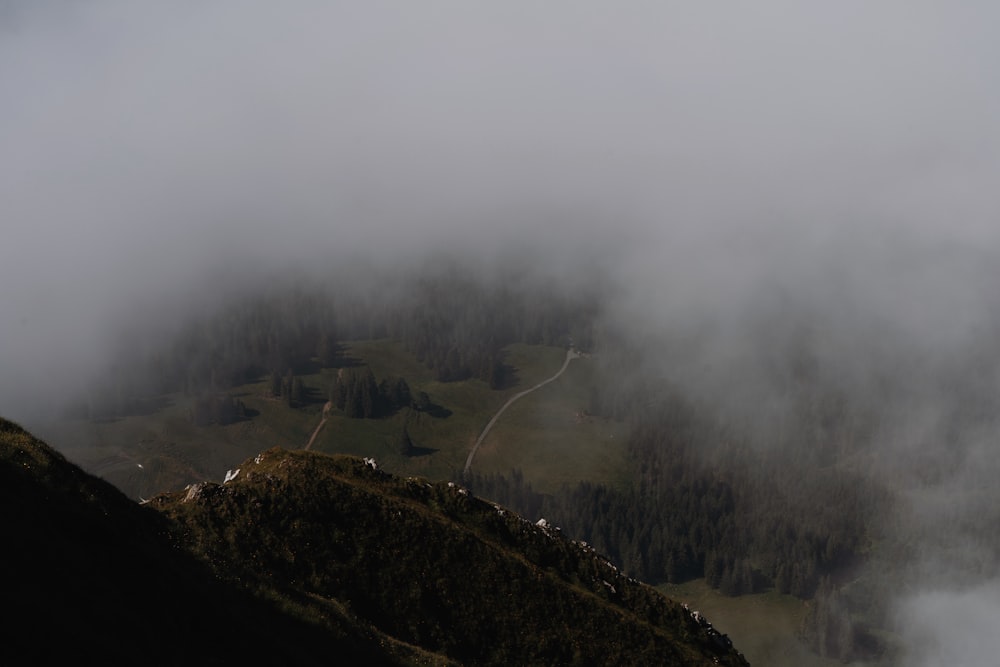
(380, 264, 599, 386)
(268, 369, 305, 407)
(465, 389, 887, 603)
(161, 289, 339, 395)
(188, 394, 248, 426)
(799, 578, 885, 663)
(93, 261, 601, 421)
(329, 367, 413, 419)
(461, 334, 907, 662)
(88, 288, 340, 419)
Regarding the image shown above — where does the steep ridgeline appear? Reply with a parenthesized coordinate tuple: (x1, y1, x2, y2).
(153, 449, 749, 666)
(1, 416, 748, 666)
(0, 417, 425, 667)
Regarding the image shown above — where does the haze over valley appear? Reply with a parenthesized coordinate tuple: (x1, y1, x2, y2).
(4, 3, 1000, 664)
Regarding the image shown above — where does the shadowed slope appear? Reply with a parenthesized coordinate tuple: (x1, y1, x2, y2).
(153, 447, 749, 666)
(0, 417, 432, 667)
(1, 416, 747, 666)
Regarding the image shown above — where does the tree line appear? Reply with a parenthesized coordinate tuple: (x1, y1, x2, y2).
(86, 261, 600, 421)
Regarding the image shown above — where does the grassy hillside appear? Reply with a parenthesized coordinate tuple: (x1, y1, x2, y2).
(154, 446, 749, 666)
(0, 417, 434, 666)
(35, 341, 629, 499)
(2, 416, 749, 666)
(659, 579, 893, 667)
(469, 357, 631, 493)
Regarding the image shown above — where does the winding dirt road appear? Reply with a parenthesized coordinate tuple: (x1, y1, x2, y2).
(463, 348, 580, 475)
(305, 401, 333, 451)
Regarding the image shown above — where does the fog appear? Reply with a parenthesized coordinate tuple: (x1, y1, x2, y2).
(3, 2, 1000, 663)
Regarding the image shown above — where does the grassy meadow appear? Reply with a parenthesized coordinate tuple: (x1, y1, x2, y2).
(38, 340, 631, 500)
(469, 355, 631, 493)
(658, 579, 889, 667)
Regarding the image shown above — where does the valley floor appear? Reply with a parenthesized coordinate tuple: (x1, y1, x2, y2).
(658, 580, 889, 667)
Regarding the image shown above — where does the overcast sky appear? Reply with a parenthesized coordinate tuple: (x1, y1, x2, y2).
(3, 3, 999, 364)
(3, 2, 1000, 661)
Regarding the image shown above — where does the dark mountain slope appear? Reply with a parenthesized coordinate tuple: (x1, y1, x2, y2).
(0, 417, 435, 666)
(2, 416, 747, 666)
(153, 448, 749, 666)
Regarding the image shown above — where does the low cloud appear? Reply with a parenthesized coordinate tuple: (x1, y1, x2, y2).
(3, 6, 1000, 654)
(898, 582, 1000, 667)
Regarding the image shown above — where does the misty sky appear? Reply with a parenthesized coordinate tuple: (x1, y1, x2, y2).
(2, 4, 1000, 660)
(3, 2, 999, 359)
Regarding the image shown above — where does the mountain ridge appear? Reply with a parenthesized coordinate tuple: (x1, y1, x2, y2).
(0, 416, 423, 665)
(1, 417, 748, 666)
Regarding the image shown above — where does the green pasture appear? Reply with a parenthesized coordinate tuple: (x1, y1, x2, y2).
(38, 340, 631, 500)
(469, 357, 630, 493)
(658, 579, 888, 667)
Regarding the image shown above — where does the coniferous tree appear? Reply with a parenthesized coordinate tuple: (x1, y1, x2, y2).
(269, 370, 282, 398)
(358, 368, 377, 417)
(316, 333, 337, 368)
(397, 424, 415, 456)
(413, 391, 432, 412)
(377, 376, 412, 414)
(283, 369, 295, 407)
